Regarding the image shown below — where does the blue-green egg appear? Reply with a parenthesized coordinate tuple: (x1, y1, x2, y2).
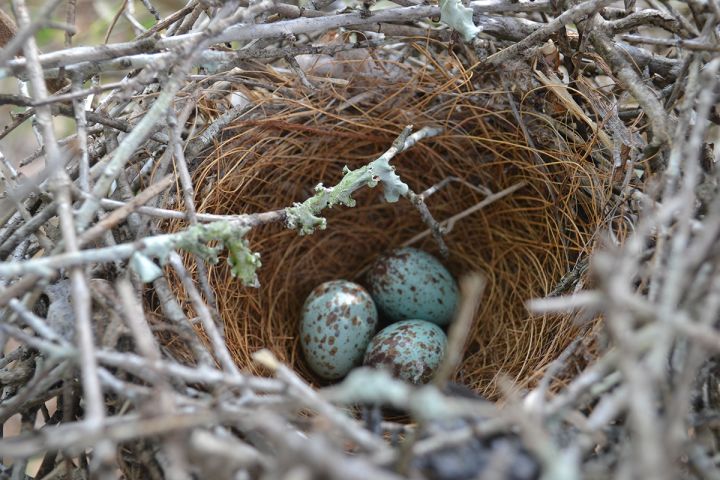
(300, 280, 378, 380)
(363, 319, 447, 384)
(366, 247, 459, 326)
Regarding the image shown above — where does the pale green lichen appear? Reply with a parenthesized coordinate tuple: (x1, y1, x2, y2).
(322, 368, 409, 408)
(140, 221, 261, 287)
(285, 157, 409, 235)
(322, 368, 490, 421)
(322, 369, 451, 420)
(130, 252, 163, 283)
(367, 158, 409, 202)
(139, 235, 178, 262)
(224, 235, 262, 287)
(439, 0, 481, 42)
(177, 222, 261, 287)
(285, 201, 327, 235)
(174, 222, 232, 261)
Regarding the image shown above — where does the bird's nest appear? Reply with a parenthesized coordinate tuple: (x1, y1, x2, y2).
(4, 2, 720, 479)
(166, 44, 608, 397)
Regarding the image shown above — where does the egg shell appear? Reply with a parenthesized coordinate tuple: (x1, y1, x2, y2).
(363, 319, 447, 384)
(300, 280, 378, 380)
(366, 247, 459, 326)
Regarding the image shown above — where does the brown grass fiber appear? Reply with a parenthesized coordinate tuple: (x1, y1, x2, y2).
(166, 42, 608, 398)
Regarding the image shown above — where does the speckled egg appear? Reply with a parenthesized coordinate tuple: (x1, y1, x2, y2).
(300, 280, 378, 380)
(363, 319, 447, 384)
(366, 247, 459, 326)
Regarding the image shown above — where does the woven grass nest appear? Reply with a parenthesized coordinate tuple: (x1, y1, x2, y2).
(168, 44, 606, 398)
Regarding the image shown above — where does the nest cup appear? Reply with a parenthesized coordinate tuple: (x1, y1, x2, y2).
(169, 48, 604, 397)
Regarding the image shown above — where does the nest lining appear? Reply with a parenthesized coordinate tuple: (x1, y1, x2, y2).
(167, 49, 606, 397)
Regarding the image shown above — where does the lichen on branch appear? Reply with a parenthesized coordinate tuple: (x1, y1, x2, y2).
(172, 222, 262, 287)
(137, 221, 263, 287)
(285, 125, 441, 236)
(0, 220, 263, 288)
(439, 0, 481, 42)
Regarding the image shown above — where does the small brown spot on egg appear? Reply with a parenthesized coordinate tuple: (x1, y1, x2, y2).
(370, 260, 388, 277)
(366, 351, 385, 365)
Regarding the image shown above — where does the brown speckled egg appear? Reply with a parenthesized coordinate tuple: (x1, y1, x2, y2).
(366, 247, 459, 326)
(363, 319, 447, 384)
(300, 280, 378, 380)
